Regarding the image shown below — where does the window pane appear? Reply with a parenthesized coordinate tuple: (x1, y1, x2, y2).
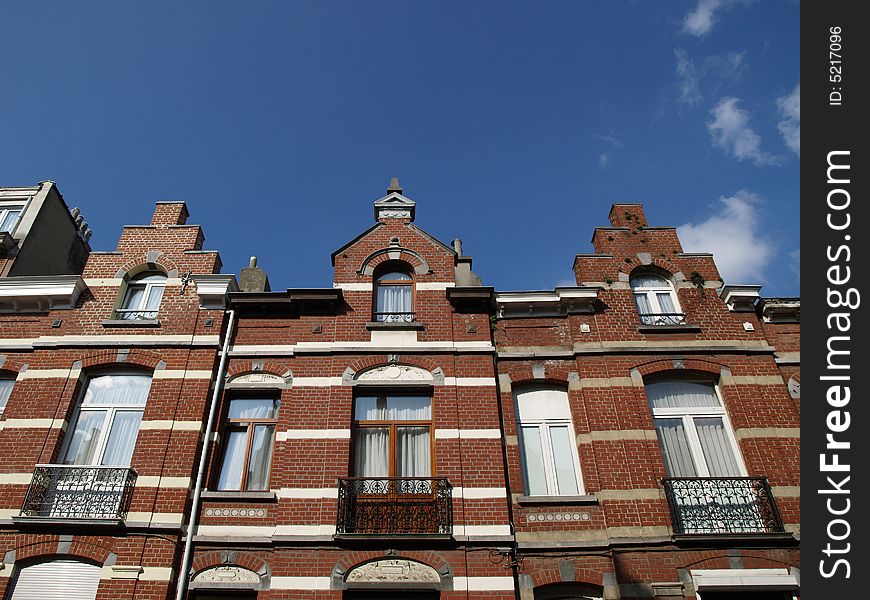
(397, 427, 430, 477)
(695, 417, 742, 477)
(656, 292, 676, 313)
(82, 374, 152, 406)
(376, 271, 412, 281)
(101, 411, 143, 466)
(63, 411, 107, 465)
(354, 396, 384, 420)
(247, 425, 275, 490)
(1, 209, 22, 232)
(647, 381, 720, 409)
(376, 284, 412, 315)
(386, 396, 431, 420)
(0, 379, 14, 413)
(354, 427, 390, 477)
(228, 398, 278, 419)
(634, 292, 653, 315)
(217, 429, 247, 490)
(121, 286, 146, 315)
(630, 274, 667, 288)
(549, 425, 580, 495)
(144, 284, 165, 310)
(520, 426, 548, 495)
(654, 418, 697, 477)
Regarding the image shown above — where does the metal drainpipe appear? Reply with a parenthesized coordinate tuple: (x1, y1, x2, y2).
(175, 308, 236, 600)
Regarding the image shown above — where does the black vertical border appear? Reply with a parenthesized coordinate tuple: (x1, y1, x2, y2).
(801, 2, 868, 597)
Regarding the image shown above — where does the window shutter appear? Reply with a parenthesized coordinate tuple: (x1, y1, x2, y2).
(9, 560, 101, 600)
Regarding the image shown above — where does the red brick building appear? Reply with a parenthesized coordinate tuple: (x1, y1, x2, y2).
(0, 181, 799, 599)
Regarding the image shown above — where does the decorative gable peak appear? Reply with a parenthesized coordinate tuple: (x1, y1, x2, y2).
(374, 177, 416, 222)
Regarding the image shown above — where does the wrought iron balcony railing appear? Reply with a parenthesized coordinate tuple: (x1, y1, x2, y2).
(639, 312, 687, 326)
(662, 477, 784, 535)
(115, 308, 159, 321)
(373, 311, 415, 323)
(336, 477, 453, 535)
(20, 465, 137, 521)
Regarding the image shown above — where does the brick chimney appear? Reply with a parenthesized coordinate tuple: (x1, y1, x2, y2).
(608, 204, 648, 228)
(151, 202, 190, 226)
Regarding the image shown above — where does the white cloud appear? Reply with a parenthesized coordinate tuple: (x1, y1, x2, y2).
(788, 248, 800, 279)
(675, 48, 701, 106)
(776, 83, 800, 155)
(598, 153, 610, 169)
(595, 132, 623, 148)
(677, 190, 774, 283)
(707, 97, 778, 166)
(683, 0, 736, 36)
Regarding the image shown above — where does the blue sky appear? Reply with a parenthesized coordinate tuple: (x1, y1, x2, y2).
(1, 1, 799, 295)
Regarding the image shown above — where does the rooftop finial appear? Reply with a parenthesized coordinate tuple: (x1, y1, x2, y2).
(387, 177, 402, 194)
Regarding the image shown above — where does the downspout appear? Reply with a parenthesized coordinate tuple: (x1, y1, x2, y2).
(175, 307, 236, 600)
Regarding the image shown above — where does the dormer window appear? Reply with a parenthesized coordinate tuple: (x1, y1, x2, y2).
(630, 273, 685, 325)
(117, 273, 166, 320)
(374, 267, 414, 323)
(0, 202, 25, 234)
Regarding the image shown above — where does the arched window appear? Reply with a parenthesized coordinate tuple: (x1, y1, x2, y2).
(630, 273, 684, 325)
(62, 372, 152, 466)
(374, 266, 414, 322)
(515, 385, 584, 496)
(117, 272, 166, 320)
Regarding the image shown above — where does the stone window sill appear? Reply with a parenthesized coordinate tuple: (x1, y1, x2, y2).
(200, 490, 277, 502)
(102, 319, 161, 328)
(516, 494, 600, 506)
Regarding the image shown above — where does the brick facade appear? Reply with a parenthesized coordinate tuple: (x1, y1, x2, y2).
(0, 183, 799, 599)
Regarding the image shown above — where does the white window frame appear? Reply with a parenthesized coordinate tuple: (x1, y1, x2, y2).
(515, 387, 585, 496)
(60, 373, 150, 467)
(117, 273, 166, 320)
(648, 381, 746, 477)
(630, 274, 683, 325)
(0, 202, 26, 235)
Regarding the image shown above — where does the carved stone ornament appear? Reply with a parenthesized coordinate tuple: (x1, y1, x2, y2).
(345, 559, 440, 584)
(788, 375, 800, 398)
(378, 209, 411, 218)
(230, 373, 284, 385)
(356, 364, 433, 382)
(193, 565, 260, 584)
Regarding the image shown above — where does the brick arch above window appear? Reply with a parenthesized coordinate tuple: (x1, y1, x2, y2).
(358, 247, 429, 276)
(342, 356, 443, 384)
(501, 364, 574, 388)
(333, 550, 451, 576)
(632, 357, 727, 379)
(114, 253, 179, 280)
(11, 538, 115, 566)
(620, 256, 682, 279)
(190, 550, 270, 581)
(79, 349, 164, 372)
(0, 355, 27, 376)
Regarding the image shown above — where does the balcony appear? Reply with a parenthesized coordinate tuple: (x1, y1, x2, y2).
(115, 308, 159, 321)
(662, 477, 784, 535)
(336, 477, 453, 536)
(373, 311, 415, 323)
(639, 312, 686, 326)
(19, 465, 137, 522)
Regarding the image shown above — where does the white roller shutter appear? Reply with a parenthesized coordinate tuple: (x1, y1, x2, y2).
(10, 559, 101, 600)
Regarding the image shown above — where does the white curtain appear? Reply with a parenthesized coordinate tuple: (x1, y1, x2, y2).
(82, 375, 151, 406)
(217, 429, 247, 490)
(227, 398, 277, 419)
(521, 426, 548, 495)
(355, 396, 430, 421)
(376, 285, 412, 317)
(631, 274, 667, 288)
(101, 411, 143, 466)
(549, 425, 579, 495)
(634, 292, 652, 316)
(696, 417, 741, 476)
(656, 291, 676, 313)
(647, 381, 719, 409)
(1, 208, 21, 232)
(0, 379, 14, 412)
(655, 418, 697, 477)
(63, 411, 106, 465)
(247, 425, 275, 490)
(397, 427, 430, 477)
(144, 285, 165, 311)
(354, 428, 390, 477)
